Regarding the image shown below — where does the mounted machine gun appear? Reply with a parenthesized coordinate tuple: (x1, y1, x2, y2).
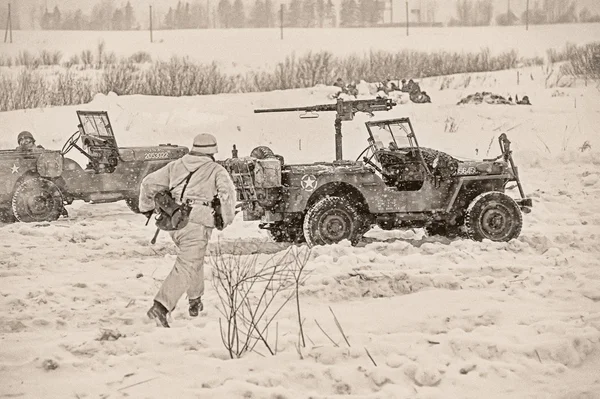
(254, 97, 396, 161)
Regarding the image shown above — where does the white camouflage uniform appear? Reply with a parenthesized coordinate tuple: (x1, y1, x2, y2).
(139, 151, 236, 312)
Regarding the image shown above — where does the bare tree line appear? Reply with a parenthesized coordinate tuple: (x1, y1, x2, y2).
(1, 0, 598, 31)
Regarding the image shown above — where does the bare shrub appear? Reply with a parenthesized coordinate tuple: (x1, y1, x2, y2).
(96, 41, 106, 68)
(63, 54, 80, 68)
(579, 141, 591, 152)
(143, 57, 235, 96)
(52, 69, 95, 106)
(210, 243, 297, 359)
(39, 50, 62, 66)
(129, 51, 152, 64)
(102, 51, 118, 66)
(100, 63, 141, 96)
(0, 73, 16, 111)
(11, 69, 47, 110)
(80, 50, 94, 66)
(209, 242, 312, 359)
(296, 51, 337, 87)
(15, 51, 39, 68)
(273, 53, 299, 90)
(559, 42, 600, 81)
(0, 54, 13, 67)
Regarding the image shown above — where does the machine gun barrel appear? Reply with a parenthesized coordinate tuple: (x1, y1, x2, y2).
(254, 104, 337, 114)
(254, 98, 397, 161)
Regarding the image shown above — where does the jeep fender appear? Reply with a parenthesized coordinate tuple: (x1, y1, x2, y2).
(445, 175, 510, 213)
(287, 176, 371, 216)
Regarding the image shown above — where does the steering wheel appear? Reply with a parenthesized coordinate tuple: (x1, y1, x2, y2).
(61, 131, 81, 155)
(355, 145, 373, 162)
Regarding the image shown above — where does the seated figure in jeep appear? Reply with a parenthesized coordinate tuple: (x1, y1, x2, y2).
(16, 131, 44, 152)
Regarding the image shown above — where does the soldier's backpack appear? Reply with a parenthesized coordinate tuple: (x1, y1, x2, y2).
(154, 171, 197, 231)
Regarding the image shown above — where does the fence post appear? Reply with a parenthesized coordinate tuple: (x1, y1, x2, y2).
(405, 1, 409, 36)
(149, 5, 153, 43)
(280, 4, 283, 40)
(4, 3, 12, 44)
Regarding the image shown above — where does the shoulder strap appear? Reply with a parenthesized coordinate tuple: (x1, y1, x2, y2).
(179, 171, 195, 201)
(173, 160, 220, 201)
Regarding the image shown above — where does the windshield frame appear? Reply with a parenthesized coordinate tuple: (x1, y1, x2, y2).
(365, 118, 418, 150)
(76, 111, 115, 139)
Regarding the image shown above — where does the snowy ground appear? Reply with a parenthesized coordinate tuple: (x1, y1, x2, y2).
(2, 24, 600, 73)
(1, 63, 600, 398)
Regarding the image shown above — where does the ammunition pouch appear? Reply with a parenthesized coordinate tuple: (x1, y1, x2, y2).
(211, 195, 224, 231)
(154, 189, 192, 231)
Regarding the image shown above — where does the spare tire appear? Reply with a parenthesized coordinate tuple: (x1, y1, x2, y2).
(250, 146, 275, 159)
(12, 177, 64, 222)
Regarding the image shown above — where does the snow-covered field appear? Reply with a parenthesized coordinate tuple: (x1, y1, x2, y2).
(1, 33, 600, 398)
(2, 24, 600, 73)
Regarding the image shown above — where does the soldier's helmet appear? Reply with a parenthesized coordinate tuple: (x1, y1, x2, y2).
(190, 133, 218, 155)
(17, 131, 35, 144)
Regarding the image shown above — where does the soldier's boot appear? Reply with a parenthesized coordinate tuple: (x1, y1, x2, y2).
(147, 300, 170, 328)
(189, 297, 203, 317)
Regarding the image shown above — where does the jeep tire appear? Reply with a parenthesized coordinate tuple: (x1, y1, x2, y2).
(303, 196, 362, 247)
(12, 177, 64, 223)
(465, 191, 522, 242)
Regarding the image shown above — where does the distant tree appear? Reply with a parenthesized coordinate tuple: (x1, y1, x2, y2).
(90, 0, 114, 30)
(231, 0, 245, 27)
(543, 0, 576, 24)
(40, 9, 52, 29)
(190, 2, 208, 28)
(340, 0, 359, 27)
(425, 0, 438, 24)
(112, 9, 124, 30)
(495, 10, 518, 26)
(324, 0, 336, 27)
(554, 1, 577, 23)
(52, 6, 62, 29)
(72, 9, 86, 30)
(286, 0, 303, 27)
(217, 0, 232, 28)
(316, 0, 325, 27)
(358, 0, 383, 26)
(164, 7, 175, 28)
(250, 0, 266, 27)
(473, 0, 493, 26)
(264, 0, 275, 27)
(522, 1, 546, 24)
(579, 7, 600, 23)
(301, 0, 317, 27)
(454, 0, 472, 26)
(124, 2, 135, 29)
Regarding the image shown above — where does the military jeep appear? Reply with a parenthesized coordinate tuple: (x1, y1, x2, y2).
(223, 111, 532, 247)
(0, 110, 187, 223)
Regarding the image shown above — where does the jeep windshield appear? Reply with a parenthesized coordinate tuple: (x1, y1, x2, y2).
(366, 119, 416, 151)
(77, 111, 114, 139)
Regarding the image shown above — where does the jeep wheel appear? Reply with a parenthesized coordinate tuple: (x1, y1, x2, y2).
(303, 197, 361, 247)
(125, 198, 141, 214)
(465, 192, 522, 242)
(12, 177, 64, 223)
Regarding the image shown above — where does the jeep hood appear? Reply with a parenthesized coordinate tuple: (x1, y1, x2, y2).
(118, 145, 188, 162)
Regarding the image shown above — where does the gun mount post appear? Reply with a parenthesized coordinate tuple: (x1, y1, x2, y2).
(254, 98, 397, 161)
(334, 116, 343, 161)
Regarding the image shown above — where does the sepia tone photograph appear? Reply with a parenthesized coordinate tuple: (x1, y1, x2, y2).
(0, 0, 599, 397)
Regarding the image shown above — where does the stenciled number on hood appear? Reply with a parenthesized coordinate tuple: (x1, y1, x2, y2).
(144, 152, 169, 160)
